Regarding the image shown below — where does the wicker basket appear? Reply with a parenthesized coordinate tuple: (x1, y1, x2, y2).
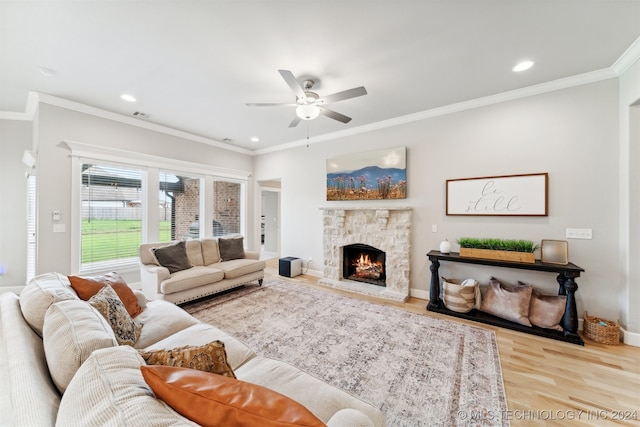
(583, 311, 620, 345)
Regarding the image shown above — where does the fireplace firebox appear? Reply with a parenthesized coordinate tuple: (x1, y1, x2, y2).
(342, 244, 386, 287)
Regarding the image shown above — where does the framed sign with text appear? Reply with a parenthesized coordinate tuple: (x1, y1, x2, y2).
(446, 173, 548, 216)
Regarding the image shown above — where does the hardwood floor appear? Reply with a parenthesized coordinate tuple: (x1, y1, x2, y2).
(264, 259, 640, 426)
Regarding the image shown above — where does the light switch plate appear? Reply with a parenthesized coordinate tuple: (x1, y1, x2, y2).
(566, 228, 592, 239)
(53, 224, 66, 233)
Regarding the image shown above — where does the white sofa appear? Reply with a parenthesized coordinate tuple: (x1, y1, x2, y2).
(0, 272, 385, 427)
(139, 238, 265, 304)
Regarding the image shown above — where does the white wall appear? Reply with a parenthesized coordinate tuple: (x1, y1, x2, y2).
(0, 119, 32, 287)
(31, 103, 254, 283)
(254, 79, 622, 323)
(619, 59, 640, 338)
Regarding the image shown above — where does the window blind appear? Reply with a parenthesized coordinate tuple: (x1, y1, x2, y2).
(80, 163, 143, 273)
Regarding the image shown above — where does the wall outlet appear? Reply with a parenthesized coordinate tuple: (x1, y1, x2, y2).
(566, 228, 592, 239)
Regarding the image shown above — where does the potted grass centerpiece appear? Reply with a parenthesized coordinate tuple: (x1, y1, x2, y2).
(457, 237, 539, 263)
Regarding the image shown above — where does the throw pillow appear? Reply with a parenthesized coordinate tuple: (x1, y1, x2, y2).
(68, 272, 143, 318)
(152, 241, 192, 274)
(140, 365, 326, 427)
(218, 236, 245, 261)
(139, 340, 236, 378)
(520, 282, 566, 331)
(89, 285, 143, 346)
(479, 277, 532, 326)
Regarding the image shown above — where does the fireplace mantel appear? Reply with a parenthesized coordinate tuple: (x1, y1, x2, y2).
(319, 207, 412, 302)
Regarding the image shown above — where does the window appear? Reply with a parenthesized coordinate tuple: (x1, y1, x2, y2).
(26, 174, 36, 281)
(213, 180, 243, 237)
(159, 171, 200, 242)
(80, 163, 143, 272)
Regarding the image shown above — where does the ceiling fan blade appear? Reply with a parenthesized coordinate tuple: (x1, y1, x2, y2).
(320, 86, 367, 104)
(320, 107, 352, 124)
(288, 116, 301, 128)
(278, 69, 306, 100)
(245, 102, 296, 107)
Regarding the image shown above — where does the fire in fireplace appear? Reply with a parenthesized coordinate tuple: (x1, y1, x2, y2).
(343, 244, 386, 287)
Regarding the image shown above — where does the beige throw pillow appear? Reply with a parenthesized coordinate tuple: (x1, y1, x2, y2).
(520, 283, 566, 331)
(480, 277, 532, 326)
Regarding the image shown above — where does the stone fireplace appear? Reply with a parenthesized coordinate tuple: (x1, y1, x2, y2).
(319, 207, 411, 302)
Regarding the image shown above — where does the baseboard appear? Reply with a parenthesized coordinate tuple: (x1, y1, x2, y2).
(410, 287, 429, 300)
(621, 327, 640, 347)
(302, 268, 322, 278)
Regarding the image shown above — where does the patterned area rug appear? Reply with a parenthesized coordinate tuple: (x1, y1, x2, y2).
(182, 279, 509, 427)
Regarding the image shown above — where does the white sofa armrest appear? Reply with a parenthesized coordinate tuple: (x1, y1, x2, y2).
(244, 251, 260, 260)
(139, 264, 170, 300)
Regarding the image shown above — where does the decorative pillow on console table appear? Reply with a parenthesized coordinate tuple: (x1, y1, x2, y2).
(139, 340, 236, 378)
(141, 365, 326, 427)
(479, 277, 532, 326)
(519, 282, 566, 331)
(89, 285, 143, 346)
(218, 236, 245, 261)
(151, 241, 192, 274)
(68, 271, 143, 318)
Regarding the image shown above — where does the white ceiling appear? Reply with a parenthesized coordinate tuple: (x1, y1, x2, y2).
(1, 1, 639, 153)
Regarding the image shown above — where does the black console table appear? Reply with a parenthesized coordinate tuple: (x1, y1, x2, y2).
(426, 250, 585, 345)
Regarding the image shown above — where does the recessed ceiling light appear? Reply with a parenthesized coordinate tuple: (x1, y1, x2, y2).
(250, 137, 260, 142)
(120, 93, 137, 102)
(513, 61, 534, 72)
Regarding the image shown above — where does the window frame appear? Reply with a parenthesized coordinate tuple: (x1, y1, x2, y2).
(67, 140, 250, 275)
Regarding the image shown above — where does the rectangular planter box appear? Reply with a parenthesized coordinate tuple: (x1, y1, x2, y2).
(459, 247, 535, 264)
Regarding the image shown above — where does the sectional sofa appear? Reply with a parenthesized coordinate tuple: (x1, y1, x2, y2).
(0, 272, 385, 426)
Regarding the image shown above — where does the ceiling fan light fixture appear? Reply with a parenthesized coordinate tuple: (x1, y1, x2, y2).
(296, 104, 320, 120)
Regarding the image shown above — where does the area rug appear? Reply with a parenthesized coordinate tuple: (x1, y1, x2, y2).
(182, 279, 509, 427)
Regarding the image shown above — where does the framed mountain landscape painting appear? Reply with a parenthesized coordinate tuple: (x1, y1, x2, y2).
(326, 146, 407, 201)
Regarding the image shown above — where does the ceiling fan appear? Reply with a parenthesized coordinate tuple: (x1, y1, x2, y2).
(246, 70, 367, 128)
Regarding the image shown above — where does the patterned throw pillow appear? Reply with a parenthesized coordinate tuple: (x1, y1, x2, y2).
(140, 341, 236, 378)
(89, 285, 143, 346)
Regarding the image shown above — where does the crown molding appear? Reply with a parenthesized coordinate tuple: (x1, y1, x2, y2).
(254, 68, 617, 155)
(612, 36, 640, 75)
(3, 92, 253, 156)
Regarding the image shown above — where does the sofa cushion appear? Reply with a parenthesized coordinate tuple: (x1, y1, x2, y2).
(218, 236, 245, 261)
(152, 241, 193, 274)
(160, 266, 225, 295)
(1, 293, 61, 427)
(57, 346, 199, 426)
(140, 340, 236, 378)
(89, 285, 143, 346)
(140, 365, 326, 427)
(43, 299, 118, 393)
(217, 258, 266, 280)
(142, 323, 256, 370)
(201, 238, 221, 264)
(185, 239, 205, 266)
(68, 272, 143, 318)
(19, 272, 78, 337)
(133, 300, 200, 349)
(235, 356, 384, 426)
(480, 278, 532, 326)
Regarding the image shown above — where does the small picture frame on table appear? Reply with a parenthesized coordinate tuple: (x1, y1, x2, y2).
(541, 240, 569, 265)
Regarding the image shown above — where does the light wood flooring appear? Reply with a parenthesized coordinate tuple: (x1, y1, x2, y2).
(264, 259, 640, 426)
